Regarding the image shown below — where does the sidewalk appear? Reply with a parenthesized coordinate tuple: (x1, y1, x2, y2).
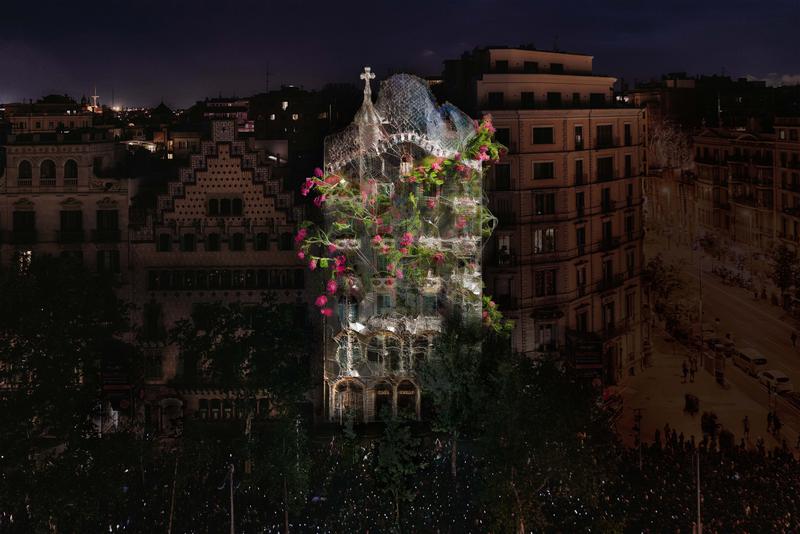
(618, 331, 797, 452)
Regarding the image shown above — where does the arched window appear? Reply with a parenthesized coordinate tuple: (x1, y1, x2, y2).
(40, 160, 56, 185)
(385, 336, 402, 372)
(334, 381, 364, 422)
(18, 160, 32, 184)
(64, 160, 78, 181)
(397, 381, 417, 417)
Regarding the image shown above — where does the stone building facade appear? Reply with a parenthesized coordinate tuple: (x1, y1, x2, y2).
(446, 47, 647, 384)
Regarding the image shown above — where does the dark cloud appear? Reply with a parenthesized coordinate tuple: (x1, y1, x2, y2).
(1, 0, 798, 106)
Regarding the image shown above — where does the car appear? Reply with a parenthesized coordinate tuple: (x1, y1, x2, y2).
(734, 348, 768, 376)
(757, 370, 794, 393)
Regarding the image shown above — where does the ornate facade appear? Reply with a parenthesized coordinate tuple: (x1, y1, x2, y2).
(321, 71, 488, 422)
(129, 119, 306, 429)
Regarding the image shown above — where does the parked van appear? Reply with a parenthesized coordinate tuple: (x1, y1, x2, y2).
(734, 348, 768, 376)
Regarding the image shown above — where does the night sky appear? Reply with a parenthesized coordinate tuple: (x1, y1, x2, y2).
(2, 0, 798, 107)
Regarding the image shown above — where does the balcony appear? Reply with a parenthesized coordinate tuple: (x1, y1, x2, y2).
(57, 230, 85, 243)
(92, 229, 121, 243)
(595, 137, 619, 149)
(493, 249, 516, 267)
(596, 273, 625, 292)
(599, 236, 621, 252)
(10, 230, 37, 244)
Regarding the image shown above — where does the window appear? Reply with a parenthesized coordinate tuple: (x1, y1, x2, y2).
(533, 227, 556, 253)
(532, 127, 554, 144)
(206, 233, 220, 251)
(495, 128, 510, 147)
(97, 250, 120, 274)
(596, 125, 614, 148)
(590, 93, 606, 107)
(377, 294, 393, 314)
(602, 220, 613, 242)
(576, 191, 585, 215)
(576, 310, 588, 334)
(230, 233, 245, 251)
(624, 124, 632, 146)
(494, 164, 510, 190)
(597, 157, 614, 181)
(575, 159, 584, 184)
(181, 233, 196, 252)
(232, 198, 243, 216)
(572, 92, 581, 106)
(64, 160, 78, 182)
(534, 193, 555, 215)
(625, 215, 635, 241)
(625, 292, 636, 321)
(574, 126, 584, 150)
(40, 160, 56, 185)
(521, 92, 535, 108)
(92, 157, 104, 175)
(13, 211, 35, 232)
(142, 302, 164, 341)
(208, 199, 219, 216)
(550, 63, 564, 73)
(255, 233, 269, 250)
(576, 227, 586, 251)
(18, 161, 32, 184)
(220, 199, 231, 216)
(422, 295, 437, 316)
(626, 249, 636, 277)
(546, 92, 562, 107)
(60, 211, 83, 242)
(487, 92, 504, 107)
(279, 232, 293, 250)
(625, 155, 632, 177)
(495, 60, 508, 72)
(536, 324, 555, 351)
(792, 130, 799, 142)
(780, 129, 787, 140)
(533, 161, 555, 180)
(534, 269, 557, 297)
(157, 233, 171, 252)
(523, 61, 538, 73)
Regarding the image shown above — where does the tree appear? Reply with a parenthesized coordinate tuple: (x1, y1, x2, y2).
(0, 255, 139, 532)
(418, 315, 486, 480)
(374, 411, 424, 531)
(478, 352, 621, 533)
(770, 244, 797, 303)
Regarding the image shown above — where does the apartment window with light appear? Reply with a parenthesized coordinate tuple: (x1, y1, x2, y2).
(574, 126, 584, 150)
(533, 161, 555, 180)
(532, 127, 554, 144)
(576, 266, 587, 293)
(534, 227, 556, 253)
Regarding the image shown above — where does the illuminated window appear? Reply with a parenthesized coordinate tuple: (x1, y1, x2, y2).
(292, 113, 299, 121)
(281, 101, 288, 111)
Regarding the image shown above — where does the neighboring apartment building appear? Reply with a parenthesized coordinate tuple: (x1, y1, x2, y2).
(444, 47, 646, 384)
(775, 117, 800, 250)
(0, 129, 127, 273)
(693, 129, 775, 250)
(128, 119, 306, 432)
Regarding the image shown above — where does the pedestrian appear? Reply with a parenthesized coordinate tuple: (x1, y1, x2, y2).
(743, 415, 750, 441)
(792, 331, 797, 348)
(682, 360, 688, 383)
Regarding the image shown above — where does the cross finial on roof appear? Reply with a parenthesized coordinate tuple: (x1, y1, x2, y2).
(360, 66, 375, 98)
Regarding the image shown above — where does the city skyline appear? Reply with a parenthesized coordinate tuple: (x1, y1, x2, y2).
(3, 0, 800, 107)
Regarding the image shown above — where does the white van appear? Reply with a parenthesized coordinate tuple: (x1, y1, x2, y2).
(735, 348, 768, 376)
